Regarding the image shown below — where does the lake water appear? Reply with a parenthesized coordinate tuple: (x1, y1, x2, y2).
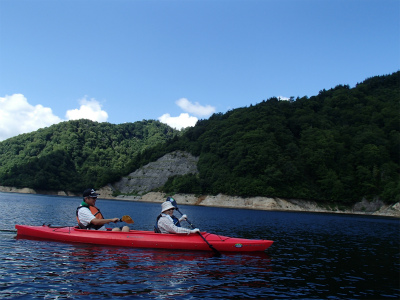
(0, 192, 399, 299)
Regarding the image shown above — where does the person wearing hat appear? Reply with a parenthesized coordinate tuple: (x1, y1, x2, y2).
(76, 188, 130, 232)
(155, 200, 200, 234)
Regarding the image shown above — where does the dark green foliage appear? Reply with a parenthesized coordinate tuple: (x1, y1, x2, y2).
(163, 174, 202, 195)
(140, 72, 400, 204)
(0, 72, 399, 205)
(0, 119, 178, 192)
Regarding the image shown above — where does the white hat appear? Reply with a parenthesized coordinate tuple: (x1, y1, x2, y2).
(161, 201, 175, 213)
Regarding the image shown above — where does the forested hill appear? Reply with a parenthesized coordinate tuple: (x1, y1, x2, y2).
(131, 71, 400, 204)
(0, 72, 399, 205)
(0, 120, 179, 192)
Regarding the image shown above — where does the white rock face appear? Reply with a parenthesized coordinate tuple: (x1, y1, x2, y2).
(1, 149, 399, 217)
(100, 150, 400, 217)
(111, 192, 400, 218)
(111, 151, 199, 195)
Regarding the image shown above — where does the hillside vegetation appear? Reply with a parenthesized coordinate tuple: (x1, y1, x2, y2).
(130, 72, 400, 204)
(0, 72, 398, 205)
(0, 120, 178, 192)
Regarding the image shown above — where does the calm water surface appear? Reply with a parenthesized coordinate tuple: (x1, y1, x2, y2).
(0, 192, 399, 299)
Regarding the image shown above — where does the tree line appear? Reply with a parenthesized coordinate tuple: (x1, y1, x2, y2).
(138, 72, 400, 204)
(0, 71, 398, 205)
(0, 120, 179, 192)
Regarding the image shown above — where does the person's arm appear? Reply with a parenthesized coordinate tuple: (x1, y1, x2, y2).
(90, 217, 119, 226)
(158, 216, 199, 234)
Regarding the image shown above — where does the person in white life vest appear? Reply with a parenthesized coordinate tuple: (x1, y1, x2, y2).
(156, 201, 200, 234)
(76, 188, 129, 232)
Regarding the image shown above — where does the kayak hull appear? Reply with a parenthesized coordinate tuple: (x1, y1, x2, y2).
(15, 225, 273, 252)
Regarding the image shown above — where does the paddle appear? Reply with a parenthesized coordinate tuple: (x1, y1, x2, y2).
(167, 197, 221, 256)
(44, 216, 134, 230)
(119, 215, 134, 224)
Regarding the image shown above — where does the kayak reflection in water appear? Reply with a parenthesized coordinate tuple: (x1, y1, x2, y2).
(155, 199, 200, 234)
(76, 188, 130, 232)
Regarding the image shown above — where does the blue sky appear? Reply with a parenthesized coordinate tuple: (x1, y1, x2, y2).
(0, 0, 399, 141)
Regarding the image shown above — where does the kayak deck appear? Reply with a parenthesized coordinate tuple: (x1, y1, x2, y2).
(15, 225, 273, 252)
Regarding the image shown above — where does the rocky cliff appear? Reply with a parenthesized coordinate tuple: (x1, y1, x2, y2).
(108, 192, 400, 218)
(111, 150, 199, 195)
(1, 150, 399, 217)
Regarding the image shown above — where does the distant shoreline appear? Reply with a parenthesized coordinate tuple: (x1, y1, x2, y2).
(1, 186, 399, 218)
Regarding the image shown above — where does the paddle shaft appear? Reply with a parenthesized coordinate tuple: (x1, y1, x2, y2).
(174, 207, 221, 256)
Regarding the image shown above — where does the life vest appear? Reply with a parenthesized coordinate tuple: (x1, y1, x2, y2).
(76, 202, 104, 230)
(154, 214, 181, 233)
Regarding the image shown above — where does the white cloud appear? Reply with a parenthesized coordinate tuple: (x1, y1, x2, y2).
(0, 94, 109, 141)
(158, 98, 215, 130)
(65, 96, 108, 122)
(0, 94, 62, 141)
(158, 113, 198, 130)
(176, 98, 216, 117)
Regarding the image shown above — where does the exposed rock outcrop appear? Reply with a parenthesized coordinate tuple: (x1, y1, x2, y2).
(0, 186, 37, 194)
(1, 150, 399, 217)
(111, 151, 199, 195)
(113, 192, 400, 218)
(1, 186, 399, 217)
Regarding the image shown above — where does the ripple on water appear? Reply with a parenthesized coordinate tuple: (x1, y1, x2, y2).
(0, 194, 399, 299)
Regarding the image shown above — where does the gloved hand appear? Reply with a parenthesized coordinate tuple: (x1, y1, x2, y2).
(190, 228, 200, 234)
(179, 214, 187, 222)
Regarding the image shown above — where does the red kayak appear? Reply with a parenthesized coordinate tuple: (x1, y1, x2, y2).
(15, 224, 273, 252)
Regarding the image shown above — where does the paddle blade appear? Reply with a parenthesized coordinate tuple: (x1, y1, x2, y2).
(121, 215, 134, 224)
(167, 197, 178, 208)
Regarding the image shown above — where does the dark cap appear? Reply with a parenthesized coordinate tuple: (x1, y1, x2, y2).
(83, 188, 100, 198)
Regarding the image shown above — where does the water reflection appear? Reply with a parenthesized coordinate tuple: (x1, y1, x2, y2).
(1, 192, 399, 299)
(64, 245, 273, 298)
(5, 237, 273, 299)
